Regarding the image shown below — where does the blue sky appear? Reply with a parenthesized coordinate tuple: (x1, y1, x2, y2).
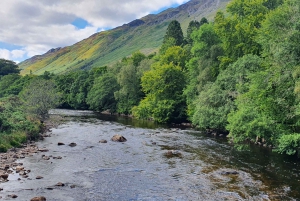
(0, 0, 188, 63)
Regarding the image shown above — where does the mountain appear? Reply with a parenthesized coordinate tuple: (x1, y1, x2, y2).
(19, 0, 231, 75)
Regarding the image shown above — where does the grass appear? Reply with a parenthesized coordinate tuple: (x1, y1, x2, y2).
(19, 0, 231, 75)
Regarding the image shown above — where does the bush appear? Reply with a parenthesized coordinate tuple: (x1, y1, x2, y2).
(276, 134, 300, 156)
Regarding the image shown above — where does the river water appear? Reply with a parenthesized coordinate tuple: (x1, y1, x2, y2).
(1, 109, 299, 201)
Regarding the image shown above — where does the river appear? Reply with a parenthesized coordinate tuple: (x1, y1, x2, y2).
(0, 109, 299, 201)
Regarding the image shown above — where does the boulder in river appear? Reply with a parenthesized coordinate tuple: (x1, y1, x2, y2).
(42, 156, 50, 160)
(164, 150, 182, 158)
(68, 143, 77, 147)
(1, 174, 8, 180)
(8, 194, 18, 198)
(99, 139, 108, 143)
(15, 166, 24, 173)
(57, 142, 65, 146)
(31, 196, 46, 201)
(111, 135, 127, 142)
(55, 182, 65, 186)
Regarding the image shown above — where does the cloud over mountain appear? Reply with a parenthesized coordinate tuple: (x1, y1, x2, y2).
(0, 0, 188, 62)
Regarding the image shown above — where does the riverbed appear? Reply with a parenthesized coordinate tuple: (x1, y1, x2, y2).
(0, 109, 299, 201)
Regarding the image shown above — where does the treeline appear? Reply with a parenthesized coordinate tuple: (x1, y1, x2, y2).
(1, 0, 299, 156)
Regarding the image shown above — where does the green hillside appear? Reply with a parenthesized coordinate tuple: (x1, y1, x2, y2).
(19, 0, 230, 75)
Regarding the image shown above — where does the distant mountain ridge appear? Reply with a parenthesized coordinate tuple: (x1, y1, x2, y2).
(19, 0, 231, 75)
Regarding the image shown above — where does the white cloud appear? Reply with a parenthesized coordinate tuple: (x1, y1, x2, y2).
(0, 48, 26, 63)
(0, 49, 11, 60)
(0, 0, 188, 61)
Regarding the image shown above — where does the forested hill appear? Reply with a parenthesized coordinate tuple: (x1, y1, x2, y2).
(19, 0, 230, 75)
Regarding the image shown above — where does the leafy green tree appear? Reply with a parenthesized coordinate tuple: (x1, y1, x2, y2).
(184, 23, 223, 118)
(193, 54, 262, 130)
(114, 64, 143, 114)
(0, 59, 20, 76)
(0, 74, 34, 98)
(55, 71, 93, 109)
(131, 51, 147, 67)
(214, 0, 271, 67)
(186, 18, 208, 45)
(228, 0, 300, 154)
(87, 73, 120, 112)
(133, 62, 186, 123)
(20, 78, 62, 120)
(199, 17, 208, 26)
(67, 71, 91, 109)
(0, 96, 41, 152)
(186, 20, 201, 45)
(159, 46, 188, 70)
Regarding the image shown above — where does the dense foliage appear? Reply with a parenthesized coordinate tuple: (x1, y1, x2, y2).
(0, 59, 20, 76)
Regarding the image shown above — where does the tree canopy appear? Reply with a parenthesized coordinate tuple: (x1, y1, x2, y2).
(0, 59, 20, 76)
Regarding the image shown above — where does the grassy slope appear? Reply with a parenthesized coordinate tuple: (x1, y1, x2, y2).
(19, 0, 230, 75)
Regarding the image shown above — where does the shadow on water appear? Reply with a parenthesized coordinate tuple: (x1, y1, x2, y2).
(186, 131, 300, 200)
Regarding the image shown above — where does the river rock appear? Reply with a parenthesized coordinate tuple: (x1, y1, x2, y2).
(38, 148, 49, 152)
(0, 187, 3, 191)
(15, 166, 24, 173)
(1, 174, 8, 180)
(57, 142, 65, 146)
(69, 143, 77, 147)
(31, 196, 46, 201)
(55, 182, 65, 186)
(111, 135, 127, 142)
(164, 150, 182, 157)
(19, 170, 26, 176)
(36, 176, 43, 179)
(99, 139, 108, 143)
(42, 156, 50, 160)
(8, 194, 18, 198)
(220, 170, 239, 175)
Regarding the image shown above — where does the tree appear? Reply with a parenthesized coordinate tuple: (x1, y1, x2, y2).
(0, 59, 20, 76)
(184, 23, 223, 118)
(114, 64, 143, 114)
(214, 0, 271, 67)
(0, 74, 33, 98)
(186, 18, 209, 45)
(133, 62, 186, 123)
(20, 78, 62, 120)
(87, 73, 120, 112)
(131, 51, 147, 67)
(186, 20, 201, 45)
(160, 20, 184, 54)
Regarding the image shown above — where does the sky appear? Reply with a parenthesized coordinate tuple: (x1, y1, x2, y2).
(0, 0, 189, 63)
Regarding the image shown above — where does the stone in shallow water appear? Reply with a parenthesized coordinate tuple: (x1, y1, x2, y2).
(111, 134, 127, 142)
(55, 182, 65, 186)
(8, 194, 18, 198)
(164, 150, 182, 158)
(30, 196, 46, 201)
(68, 143, 77, 147)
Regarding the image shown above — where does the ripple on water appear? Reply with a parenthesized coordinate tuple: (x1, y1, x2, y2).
(0, 109, 299, 201)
